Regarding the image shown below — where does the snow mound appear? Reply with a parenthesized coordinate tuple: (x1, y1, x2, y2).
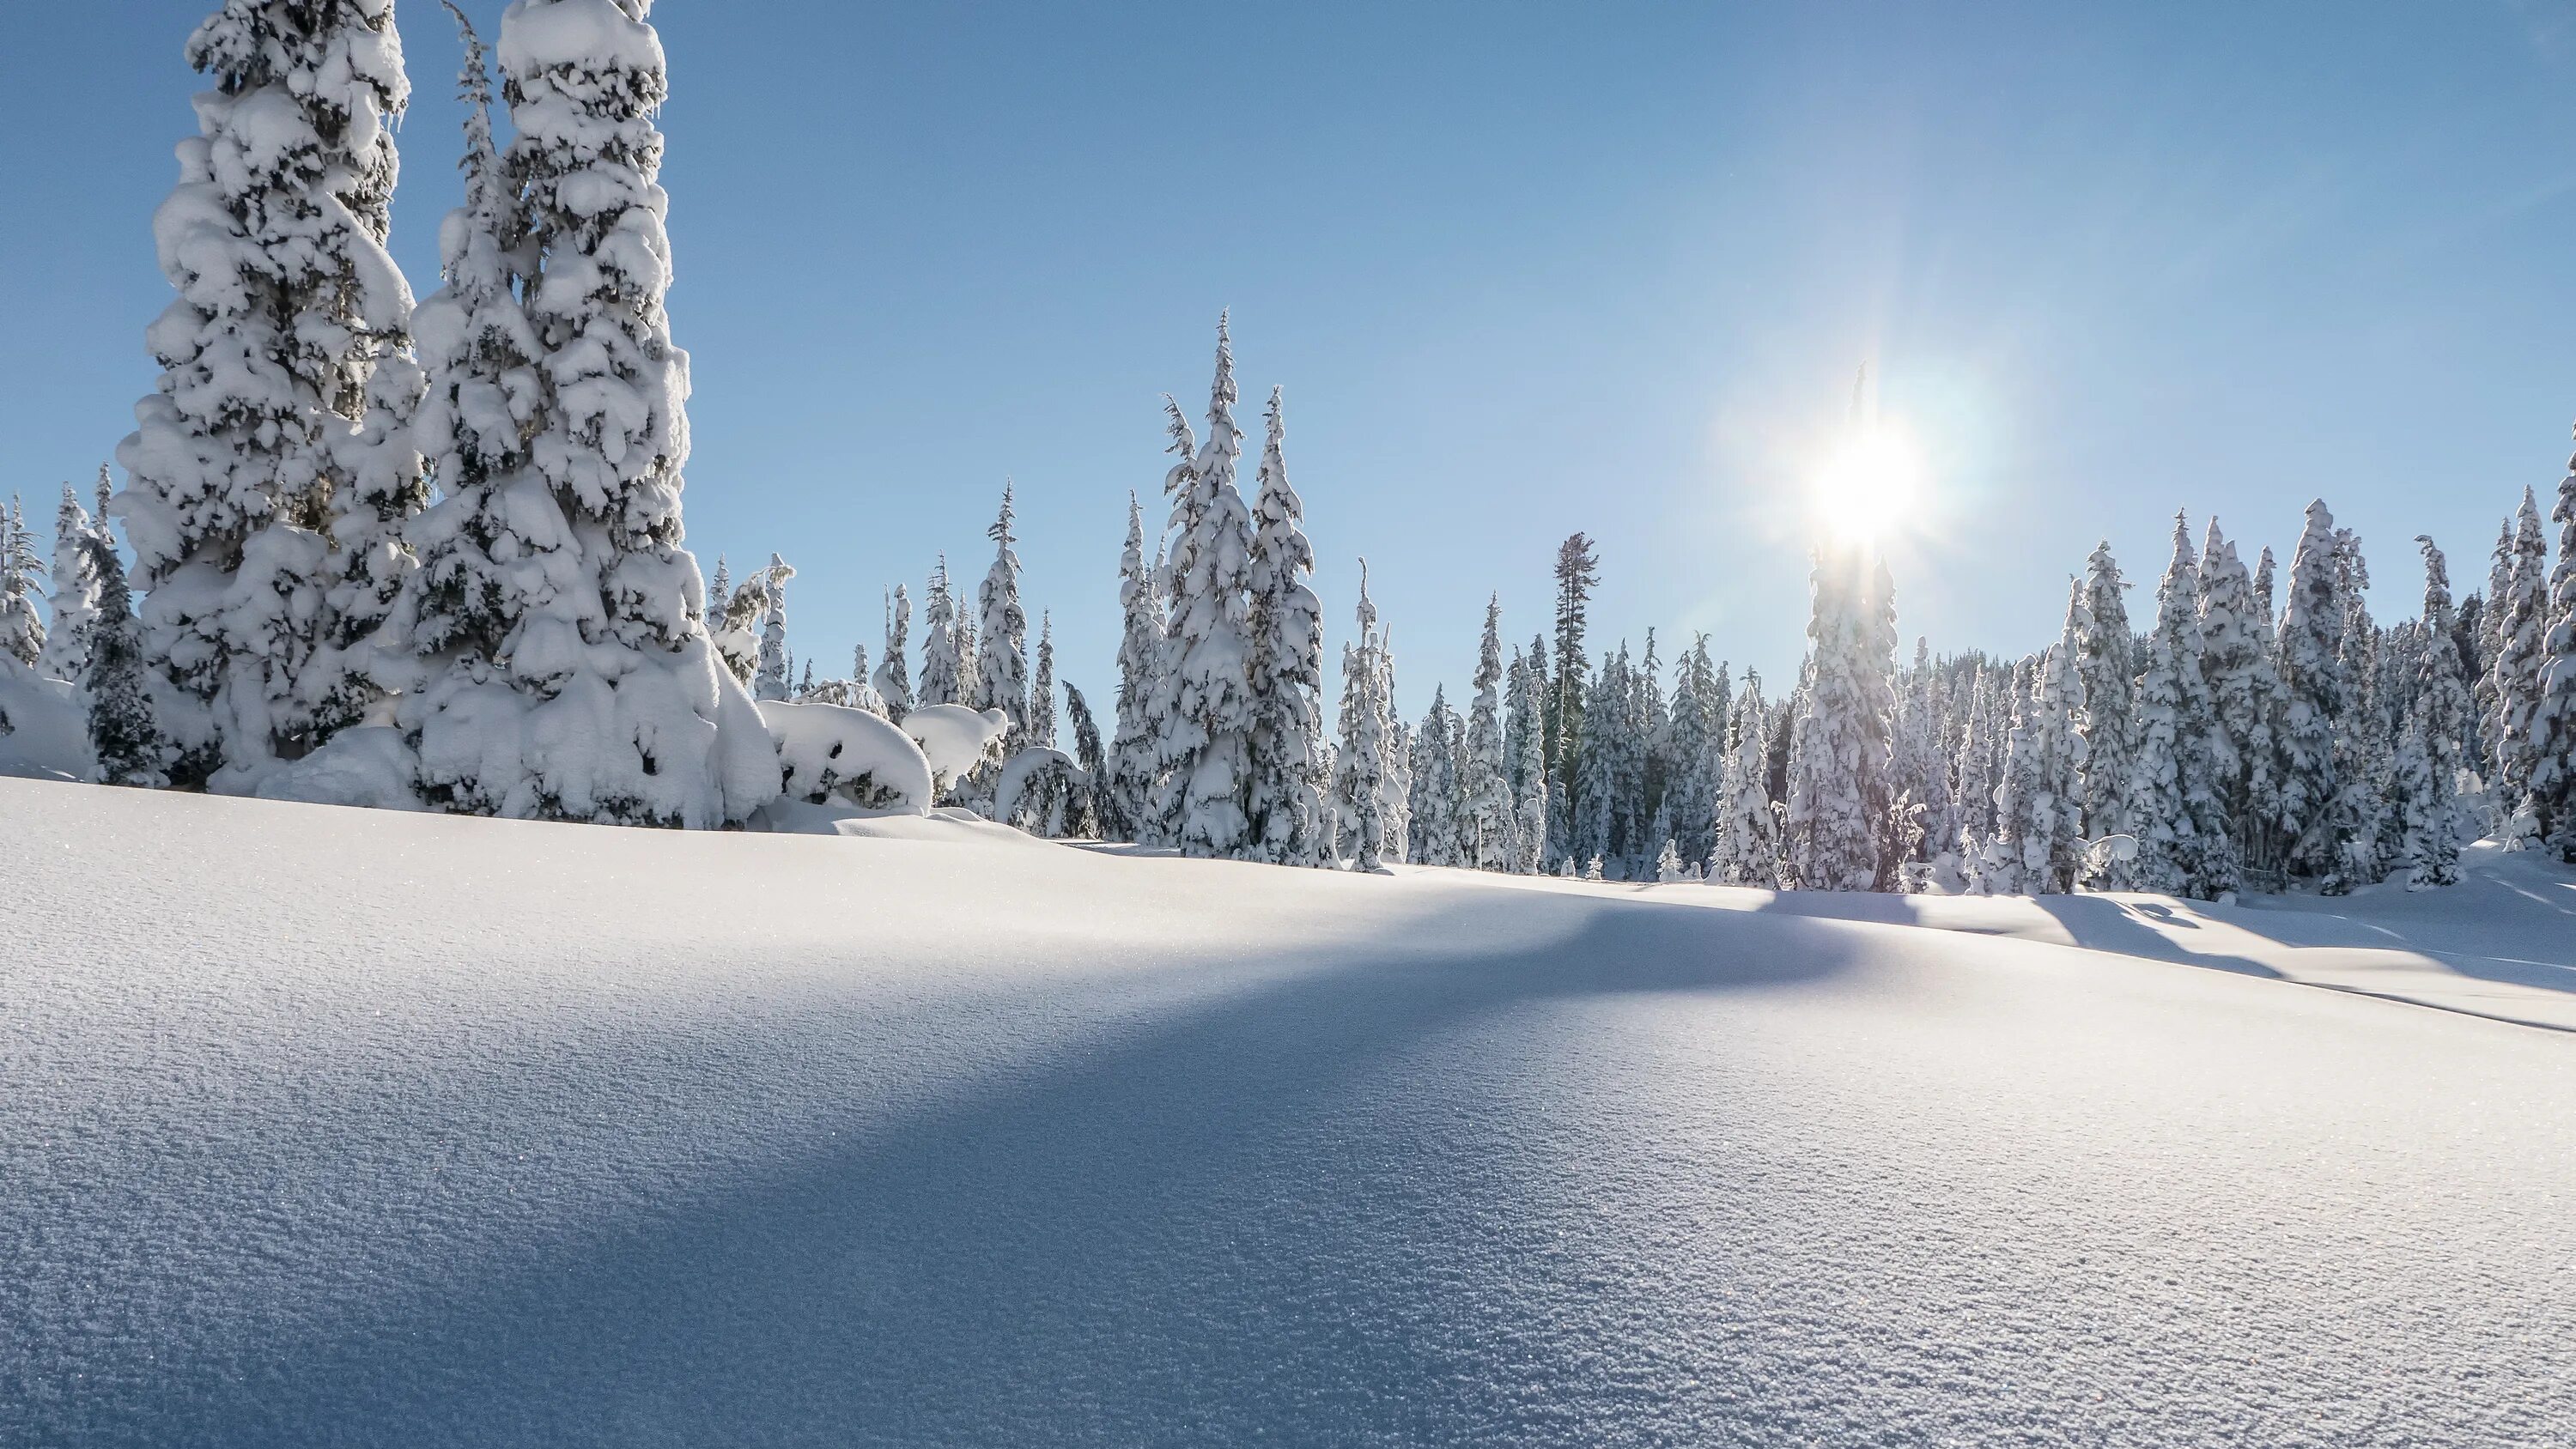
(3, 777, 2572, 1445)
(757, 700, 933, 814)
(254, 727, 424, 812)
(0, 664, 94, 782)
(901, 702, 1008, 781)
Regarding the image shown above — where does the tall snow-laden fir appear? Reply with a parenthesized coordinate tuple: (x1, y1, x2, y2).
(1409, 687, 1467, 867)
(1154, 318, 1259, 858)
(1710, 670, 1779, 887)
(2400, 535, 2471, 887)
(872, 585, 912, 722)
(36, 482, 102, 682)
(1029, 611, 1059, 752)
(2530, 455, 2576, 858)
(1106, 493, 1163, 844)
(1329, 561, 1394, 872)
(2196, 521, 2277, 884)
(115, 0, 415, 790)
(1243, 387, 1326, 866)
(917, 556, 964, 708)
(2488, 487, 2550, 840)
(753, 553, 793, 701)
(973, 482, 1029, 748)
(84, 537, 173, 787)
(1952, 662, 1999, 869)
(2127, 513, 2231, 898)
(1, 499, 46, 669)
(2275, 501, 2349, 880)
(1461, 597, 1520, 871)
(406, 0, 771, 827)
(1783, 543, 1895, 891)
(1547, 533, 1599, 866)
(2072, 541, 2136, 879)
(1662, 636, 1726, 872)
(1505, 645, 1548, 873)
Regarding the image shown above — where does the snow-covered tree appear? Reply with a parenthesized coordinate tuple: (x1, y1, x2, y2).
(36, 482, 102, 682)
(1154, 318, 1259, 858)
(2530, 458, 2576, 860)
(1891, 640, 1954, 882)
(1030, 610, 1059, 751)
(872, 585, 912, 723)
(1329, 561, 1395, 871)
(2486, 488, 2550, 839)
(1506, 646, 1548, 874)
(2399, 536, 2473, 887)
(2325, 527, 2392, 889)
(2073, 541, 2136, 872)
(918, 556, 964, 708)
(84, 537, 171, 788)
(1784, 544, 1896, 890)
(1460, 597, 1520, 871)
(1062, 679, 1107, 839)
(1548, 533, 1599, 866)
(2128, 513, 2231, 898)
(1243, 386, 1327, 865)
(115, 0, 415, 789)
(1984, 591, 2088, 895)
(972, 482, 1030, 747)
(753, 553, 793, 701)
(1710, 671, 1780, 887)
(0, 499, 46, 669)
(1409, 687, 1467, 867)
(404, 0, 772, 827)
(2197, 520, 2279, 886)
(1952, 662, 2001, 873)
(1661, 636, 1726, 872)
(2276, 501, 2350, 881)
(1105, 492, 1164, 844)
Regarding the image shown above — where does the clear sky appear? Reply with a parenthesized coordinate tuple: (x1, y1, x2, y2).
(5, 2, 2574, 712)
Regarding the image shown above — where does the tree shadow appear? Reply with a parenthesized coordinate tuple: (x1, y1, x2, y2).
(54, 889, 1867, 1448)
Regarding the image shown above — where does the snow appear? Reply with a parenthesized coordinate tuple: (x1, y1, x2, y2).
(757, 699, 933, 813)
(900, 700, 1008, 782)
(0, 664, 95, 782)
(4, 778, 2574, 1443)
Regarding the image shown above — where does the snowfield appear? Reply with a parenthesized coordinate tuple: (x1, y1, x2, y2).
(3, 778, 2573, 1446)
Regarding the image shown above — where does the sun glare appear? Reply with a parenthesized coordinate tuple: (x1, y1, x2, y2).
(1810, 428, 1924, 543)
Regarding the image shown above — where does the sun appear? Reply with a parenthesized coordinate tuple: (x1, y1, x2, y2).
(1810, 427, 1925, 544)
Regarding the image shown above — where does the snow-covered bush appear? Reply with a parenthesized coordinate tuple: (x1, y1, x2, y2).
(759, 700, 933, 814)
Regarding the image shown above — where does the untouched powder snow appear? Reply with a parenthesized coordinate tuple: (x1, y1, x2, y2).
(3, 777, 2573, 1446)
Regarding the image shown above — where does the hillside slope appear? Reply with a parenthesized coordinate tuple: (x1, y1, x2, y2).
(3, 778, 2572, 1446)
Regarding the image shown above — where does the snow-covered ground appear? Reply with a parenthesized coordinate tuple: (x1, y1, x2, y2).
(4, 777, 2573, 1446)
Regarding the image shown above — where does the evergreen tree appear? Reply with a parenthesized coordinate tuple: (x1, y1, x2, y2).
(1892, 640, 1954, 878)
(1030, 611, 1060, 751)
(1243, 386, 1327, 865)
(1106, 493, 1163, 844)
(2325, 527, 2392, 888)
(2129, 513, 2231, 897)
(1329, 561, 1394, 871)
(1783, 544, 1895, 890)
(1952, 663, 2000, 872)
(1062, 681, 1106, 840)
(2473, 514, 2515, 771)
(116, 0, 414, 788)
(36, 483, 101, 682)
(2276, 501, 2350, 881)
(0, 499, 46, 669)
(2074, 541, 2137, 870)
(872, 585, 912, 723)
(972, 482, 1030, 746)
(407, 0, 769, 826)
(918, 556, 964, 708)
(2488, 488, 2550, 839)
(2196, 521, 2279, 886)
(1156, 318, 1259, 858)
(1461, 597, 1520, 871)
(2400, 536, 2472, 886)
(1710, 671, 1780, 887)
(83, 537, 171, 788)
(1548, 533, 1599, 864)
(1571, 653, 1620, 872)
(1409, 686, 1467, 867)
(754, 553, 793, 701)
(2530, 458, 2576, 859)
(1506, 646, 1549, 873)
(1381, 633, 1413, 863)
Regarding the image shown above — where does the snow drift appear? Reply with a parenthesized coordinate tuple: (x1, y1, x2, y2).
(2, 777, 2571, 1446)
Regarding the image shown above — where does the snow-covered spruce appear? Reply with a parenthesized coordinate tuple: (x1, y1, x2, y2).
(917, 556, 965, 709)
(1154, 318, 1260, 858)
(114, 0, 415, 790)
(1243, 387, 1327, 866)
(2127, 513, 2233, 899)
(1710, 670, 1780, 887)
(754, 554, 794, 702)
(2486, 487, 2549, 842)
(0, 499, 46, 670)
(83, 536, 172, 788)
(1505, 643, 1549, 873)
(1546, 533, 1599, 870)
(2196, 521, 2281, 886)
(2399, 536, 2472, 887)
(1328, 561, 1396, 872)
(972, 482, 1030, 751)
(1783, 543, 1895, 891)
(35, 482, 101, 683)
(872, 585, 913, 724)
(1104, 492, 1164, 844)
(2530, 453, 2576, 859)
(402, 0, 772, 828)
(1029, 611, 1059, 752)
(1460, 597, 1521, 871)
(2275, 501, 2350, 882)
(2072, 542, 2136, 885)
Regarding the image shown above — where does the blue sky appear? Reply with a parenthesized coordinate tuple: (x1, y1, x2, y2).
(5, 2, 2575, 711)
